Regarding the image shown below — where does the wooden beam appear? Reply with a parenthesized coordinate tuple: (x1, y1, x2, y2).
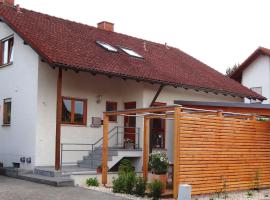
(149, 85, 164, 107)
(55, 67, 62, 170)
(105, 105, 179, 116)
(173, 107, 181, 199)
(102, 113, 109, 185)
(143, 118, 150, 181)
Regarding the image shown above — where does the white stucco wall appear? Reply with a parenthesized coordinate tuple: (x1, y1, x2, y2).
(0, 22, 39, 169)
(36, 62, 242, 166)
(241, 55, 270, 103)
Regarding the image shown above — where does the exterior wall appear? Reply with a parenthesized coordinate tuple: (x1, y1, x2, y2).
(241, 55, 270, 103)
(36, 63, 242, 167)
(0, 22, 39, 169)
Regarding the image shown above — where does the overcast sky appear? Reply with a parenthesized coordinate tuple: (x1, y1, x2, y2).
(16, 0, 270, 74)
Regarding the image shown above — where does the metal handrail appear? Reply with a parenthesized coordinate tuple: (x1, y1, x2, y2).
(60, 126, 140, 167)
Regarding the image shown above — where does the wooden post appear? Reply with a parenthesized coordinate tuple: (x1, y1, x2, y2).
(143, 117, 150, 181)
(55, 67, 62, 171)
(102, 113, 109, 185)
(173, 107, 181, 199)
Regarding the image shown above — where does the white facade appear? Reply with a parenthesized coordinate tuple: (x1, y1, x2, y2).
(241, 55, 270, 104)
(0, 21, 243, 170)
(0, 22, 39, 169)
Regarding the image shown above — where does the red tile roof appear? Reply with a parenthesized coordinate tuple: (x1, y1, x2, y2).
(0, 3, 265, 100)
(230, 47, 270, 81)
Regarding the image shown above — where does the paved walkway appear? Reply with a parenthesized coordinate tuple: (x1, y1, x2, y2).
(0, 175, 127, 200)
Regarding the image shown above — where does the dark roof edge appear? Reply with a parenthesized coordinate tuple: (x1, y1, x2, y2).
(174, 100, 270, 109)
(53, 62, 265, 101)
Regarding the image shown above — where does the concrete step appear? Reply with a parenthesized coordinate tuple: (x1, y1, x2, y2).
(18, 173, 74, 187)
(2, 167, 74, 187)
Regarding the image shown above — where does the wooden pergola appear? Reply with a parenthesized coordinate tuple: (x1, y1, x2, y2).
(102, 105, 181, 197)
(101, 104, 263, 198)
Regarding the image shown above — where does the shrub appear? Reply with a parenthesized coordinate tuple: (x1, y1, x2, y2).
(86, 177, 99, 187)
(148, 151, 169, 174)
(124, 171, 136, 194)
(134, 176, 146, 197)
(112, 175, 126, 193)
(118, 158, 134, 174)
(148, 180, 164, 200)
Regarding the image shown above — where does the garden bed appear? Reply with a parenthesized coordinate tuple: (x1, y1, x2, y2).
(81, 185, 174, 200)
(192, 189, 270, 200)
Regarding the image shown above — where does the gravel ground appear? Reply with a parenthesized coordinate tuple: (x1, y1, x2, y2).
(0, 175, 128, 200)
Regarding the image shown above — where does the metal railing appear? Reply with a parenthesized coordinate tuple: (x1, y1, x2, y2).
(60, 126, 140, 167)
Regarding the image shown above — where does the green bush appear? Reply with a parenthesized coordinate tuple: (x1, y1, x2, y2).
(86, 177, 99, 187)
(148, 180, 164, 200)
(118, 158, 135, 174)
(112, 175, 126, 193)
(134, 176, 146, 197)
(124, 171, 136, 194)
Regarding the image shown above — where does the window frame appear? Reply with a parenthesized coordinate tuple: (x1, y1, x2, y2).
(106, 101, 118, 122)
(3, 98, 12, 126)
(61, 96, 87, 126)
(1, 35, 14, 66)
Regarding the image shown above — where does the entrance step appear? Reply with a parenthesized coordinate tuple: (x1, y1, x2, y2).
(78, 147, 142, 170)
(2, 167, 74, 187)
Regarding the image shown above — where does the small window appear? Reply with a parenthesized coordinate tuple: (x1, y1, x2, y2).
(250, 87, 262, 104)
(1, 37, 14, 65)
(106, 101, 117, 122)
(3, 98, 11, 125)
(62, 97, 87, 125)
(96, 41, 118, 52)
(119, 47, 143, 58)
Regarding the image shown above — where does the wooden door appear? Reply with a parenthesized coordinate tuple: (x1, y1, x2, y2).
(150, 102, 166, 152)
(124, 102, 136, 142)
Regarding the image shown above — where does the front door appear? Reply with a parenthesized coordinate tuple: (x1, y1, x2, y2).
(124, 102, 136, 142)
(150, 102, 166, 152)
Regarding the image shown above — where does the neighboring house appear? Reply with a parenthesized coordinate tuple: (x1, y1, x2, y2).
(0, 1, 264, 171)
(230, 47, 270, 104)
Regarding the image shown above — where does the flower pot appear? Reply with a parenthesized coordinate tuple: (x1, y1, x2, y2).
(151, 173, 167, 192)
(124, 142, 135, 149)
(96, 168, 102, 174)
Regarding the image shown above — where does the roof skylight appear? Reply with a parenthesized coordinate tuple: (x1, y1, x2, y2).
(96, 41, 118, 52)
(119, 47, 143, 58)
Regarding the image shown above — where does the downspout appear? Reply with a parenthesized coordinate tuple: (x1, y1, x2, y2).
(150, 85, 164, 107)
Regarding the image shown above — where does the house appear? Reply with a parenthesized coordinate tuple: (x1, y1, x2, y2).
(0, 1, 264, 173)
(230, 47, 270, 104)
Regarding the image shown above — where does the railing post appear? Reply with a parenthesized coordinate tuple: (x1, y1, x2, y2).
(116, 126, 119, 147)
(137, 127, 140, 149)
(91, 144, 94, 167)
(60, 144, 63, 169)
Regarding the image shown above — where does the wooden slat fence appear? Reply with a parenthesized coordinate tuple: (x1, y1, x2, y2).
(176, 112, 270, 195)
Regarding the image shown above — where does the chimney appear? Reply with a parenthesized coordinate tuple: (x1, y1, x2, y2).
(2, 0, 15, 6)
(97, 21, 114, 32)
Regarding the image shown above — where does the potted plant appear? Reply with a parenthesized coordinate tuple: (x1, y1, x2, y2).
(124, 138, 135, 149)
(148, 151, 169, 192)
(96, 165, 102, 174)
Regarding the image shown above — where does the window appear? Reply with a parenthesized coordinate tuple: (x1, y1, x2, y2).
(250, 87, 262, 104)
(106, 101, 117, 122)
(3, 98, 11, 125)
(119, 47, 143, 58)
(1, 36, 14, 65)
(96, 41, 118, 52)
(62, 97, 87, 125)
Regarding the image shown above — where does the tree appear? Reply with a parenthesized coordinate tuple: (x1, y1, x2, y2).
(225, 63, 240, 76)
